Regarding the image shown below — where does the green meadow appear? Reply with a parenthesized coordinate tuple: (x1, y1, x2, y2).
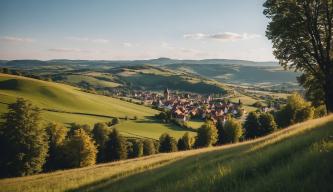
(0, 74, 194, 139)
(1, 115, 332, 192)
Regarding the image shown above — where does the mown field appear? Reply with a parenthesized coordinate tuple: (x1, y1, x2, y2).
(1, 115, 332, 192)
(0, 74, 194, 139)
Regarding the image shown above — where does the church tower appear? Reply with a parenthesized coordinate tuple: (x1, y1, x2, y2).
(164, 88, 170, 100)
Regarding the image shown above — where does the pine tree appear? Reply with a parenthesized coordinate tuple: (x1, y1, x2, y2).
(0, 98, 48, 177)
(105, 128, 127, 161)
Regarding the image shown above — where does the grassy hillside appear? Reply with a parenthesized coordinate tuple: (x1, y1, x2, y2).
(1, 115, 332, 192)
(0, 74, 194, 139)
(166, 64, 300, 91)
(109, 65, 227, 94)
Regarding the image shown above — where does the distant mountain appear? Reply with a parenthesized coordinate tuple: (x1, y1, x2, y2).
(0, 58, 279, 68)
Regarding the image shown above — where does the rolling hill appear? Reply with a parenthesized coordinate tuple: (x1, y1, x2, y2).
(165, 63, 300, 90)
(0, 73, 194, 139)
(1, 115, 332, 192)
(0, 58, 299, 91)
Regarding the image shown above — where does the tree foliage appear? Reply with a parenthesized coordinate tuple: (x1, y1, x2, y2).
(105, 128, 127, 161)
(244, 111, 261, 139)
(258, 112, 277, 135)
(177, 132, 194, 151)
(275, 93, 314, 127)
(222, 118, 243, 144)
(62, 128, 97, 168)
(264, 0, 333, 113)
(143, 139, 156, 155)
(159, 133, 177, 153)
(130, 140, 143, 158)
(0, 98, 48, 177)
(195, 121, 218, 147)
(92, 122, 110, 163)
(45, 122, 68, 171)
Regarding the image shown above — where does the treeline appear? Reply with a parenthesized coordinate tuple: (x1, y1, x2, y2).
(0, 93, 326, 178)
(0, 98, 159, 177)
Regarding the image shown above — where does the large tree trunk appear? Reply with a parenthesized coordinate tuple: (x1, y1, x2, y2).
(324, 75, 333, 114)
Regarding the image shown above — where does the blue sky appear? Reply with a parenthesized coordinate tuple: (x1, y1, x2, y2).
(0, 0, 275, 61)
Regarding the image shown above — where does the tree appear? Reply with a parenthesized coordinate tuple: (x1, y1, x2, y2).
(177, 132, 193, 151)
(105, 128, 127, 161)
(143, 139, 156, 155)
(45, 122, 68, 171)
(195, 121, 218, 147)
(222, 118, 243, 144)
(69, 123, 92, 136)
(258, 112, 277, 135)
(314, 105, 327, 118)
(131, 140, 143, 158)
(112, 118, 120, 125)
(92, 122, 110, 163)
(216, 118, 225, 145)
(0, 98, 48, 177)
(264, 0, 333, 113)
(159, 133, 177, 153)
(275, 93, 314, 127)
(62, 128, 97, 168)
(297, 73, 325, 107)
(244, 111, 261, 139)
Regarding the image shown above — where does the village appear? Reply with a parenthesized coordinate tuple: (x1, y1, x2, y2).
(121, 88, 263, 123)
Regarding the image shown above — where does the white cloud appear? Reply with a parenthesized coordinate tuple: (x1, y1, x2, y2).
(122, 42, 133, 47)
(0, 36, 34, 43)
(66, 36, 109, 44)
(48, 48, 92, 53)
(184, 32, 260, 41)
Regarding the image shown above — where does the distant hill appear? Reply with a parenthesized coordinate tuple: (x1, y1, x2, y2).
(165, 63, 300, 86)
(0, 58, 299, 91)
(0, 58, 279, 68)
(2, 115, 332, 192)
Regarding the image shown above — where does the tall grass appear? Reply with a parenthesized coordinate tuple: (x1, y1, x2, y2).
(1, 115, 332, 192)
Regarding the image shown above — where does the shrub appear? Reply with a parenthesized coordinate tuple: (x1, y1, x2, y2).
(0, 98, 48, 177)
(159, 133, 177, 153)
(112, 118, 120, 125)
(195, 121, 218, 147)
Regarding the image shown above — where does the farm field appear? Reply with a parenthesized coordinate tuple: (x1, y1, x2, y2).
(1, 115, 332, 192)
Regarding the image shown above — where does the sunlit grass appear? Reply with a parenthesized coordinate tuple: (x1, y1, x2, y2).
(1, 115, 332, 192)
